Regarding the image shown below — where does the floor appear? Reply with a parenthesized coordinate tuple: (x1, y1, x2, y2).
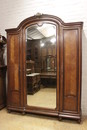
(27, 88, 56, 108)
(0, 108, 87, 130)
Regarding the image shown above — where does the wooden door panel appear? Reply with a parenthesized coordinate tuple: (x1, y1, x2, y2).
(7, 34, 20, 106)
(8, 91, 20, 106)
(63, 29, 78, 111)
(8, 65, 19, 91)
(64, 97, 77, 111)
(8, 35, 19, 65)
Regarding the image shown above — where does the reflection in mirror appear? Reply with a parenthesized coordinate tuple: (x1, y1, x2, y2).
(26, 23, 57, 109)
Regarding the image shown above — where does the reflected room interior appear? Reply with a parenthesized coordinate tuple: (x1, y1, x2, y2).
(26, 23, 57, 109)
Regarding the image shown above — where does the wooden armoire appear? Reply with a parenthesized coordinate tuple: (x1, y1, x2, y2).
(6, 14, 83, 122)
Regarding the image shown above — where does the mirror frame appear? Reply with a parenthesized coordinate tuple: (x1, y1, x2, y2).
(22, 14, 60, 116)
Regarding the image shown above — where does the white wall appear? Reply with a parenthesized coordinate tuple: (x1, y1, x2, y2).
(0, 0, 87, 115)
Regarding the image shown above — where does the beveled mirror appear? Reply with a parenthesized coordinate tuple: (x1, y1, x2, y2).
(25, 23, 57, 109)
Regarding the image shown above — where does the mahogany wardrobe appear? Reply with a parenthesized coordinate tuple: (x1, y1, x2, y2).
(6, 14, 83, 122)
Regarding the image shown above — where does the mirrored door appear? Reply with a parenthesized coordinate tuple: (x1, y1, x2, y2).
(25, 23, 57, 109)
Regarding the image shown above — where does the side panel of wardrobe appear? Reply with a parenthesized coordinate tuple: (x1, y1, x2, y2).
(7, 33, 21, 107)
(63, 29, 78, 112)
(59, 25, 82, 119)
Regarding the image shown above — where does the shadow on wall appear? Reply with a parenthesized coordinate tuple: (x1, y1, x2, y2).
(82, 30, 87, 116)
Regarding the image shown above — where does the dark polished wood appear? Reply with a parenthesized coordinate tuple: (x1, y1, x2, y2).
(0, 40, 7, 110)
(40, 72, 56, 78)
(26, 73, 40, 94)
(5, 14, 83, 122)
(0, 66, 7, 109)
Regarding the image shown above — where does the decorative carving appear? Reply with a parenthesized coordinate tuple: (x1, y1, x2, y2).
(0, 34, 7, 43)
(0, 35, 6, 65)
(34, 13, 42, 19)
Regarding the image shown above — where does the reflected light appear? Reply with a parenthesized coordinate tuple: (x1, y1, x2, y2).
(50, 37, 56, 44)
(40, 43, 45, 47)
(37, 24, 56, 37)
